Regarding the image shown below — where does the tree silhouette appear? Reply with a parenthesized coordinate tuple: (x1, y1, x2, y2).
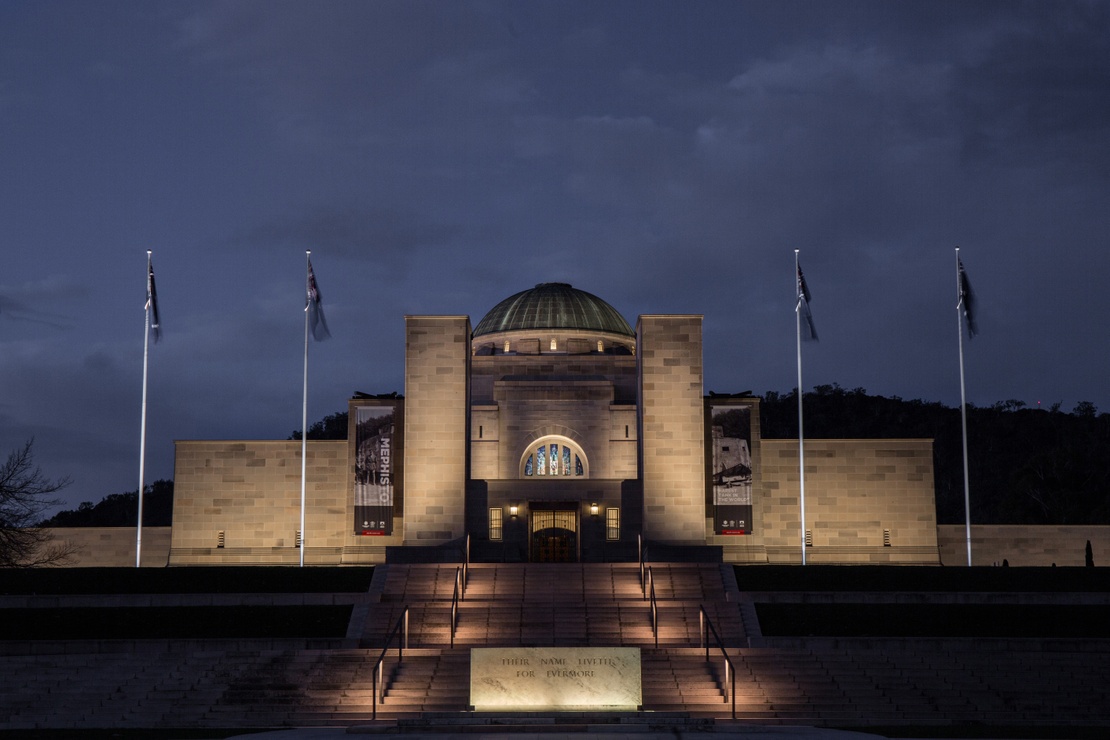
(289, 411, 349, 440)
(40, 480, 174, 528)
(0, 440, 76, 566)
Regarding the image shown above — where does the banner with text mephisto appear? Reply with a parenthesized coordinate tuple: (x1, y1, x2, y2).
(354, 406, 394, 535)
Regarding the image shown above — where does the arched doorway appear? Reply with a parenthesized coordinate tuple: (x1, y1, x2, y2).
(530, 505, 577, 562)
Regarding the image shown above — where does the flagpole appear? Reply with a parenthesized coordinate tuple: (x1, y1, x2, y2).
(956, 247, 972, 567)
(300, 250, 310, 568)
(795, 249, 807, 566)
(136, 250, 152, 568)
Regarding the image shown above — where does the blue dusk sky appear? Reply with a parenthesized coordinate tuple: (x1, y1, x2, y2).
(1, 1, 1107, 511)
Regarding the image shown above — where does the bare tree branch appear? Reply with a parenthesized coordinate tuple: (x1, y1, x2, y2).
(0, 439, 76, 567)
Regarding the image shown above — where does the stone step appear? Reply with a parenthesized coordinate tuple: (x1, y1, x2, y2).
(7, 562, 1109, 729)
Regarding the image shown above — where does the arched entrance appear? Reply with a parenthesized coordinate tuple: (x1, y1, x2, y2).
(529, 504, 578, 562)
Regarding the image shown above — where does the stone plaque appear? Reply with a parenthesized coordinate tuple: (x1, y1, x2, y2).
(470, 647, 641, 710)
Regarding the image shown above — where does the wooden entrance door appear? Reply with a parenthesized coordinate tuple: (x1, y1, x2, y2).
(530, 508, 577, 562)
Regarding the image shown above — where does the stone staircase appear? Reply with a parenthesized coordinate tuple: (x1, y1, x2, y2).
(364, 562, 744, 649)
(351, 561, 1110, 728)
(4, 561, 1110, 731)
(361, 562, 741, 718)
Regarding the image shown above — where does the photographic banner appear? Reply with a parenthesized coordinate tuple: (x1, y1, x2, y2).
(710, 404, 753, 535)
(354, 405, 395, 535)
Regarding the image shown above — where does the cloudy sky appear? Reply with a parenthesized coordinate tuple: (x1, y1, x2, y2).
(2, 0, 1107, 511)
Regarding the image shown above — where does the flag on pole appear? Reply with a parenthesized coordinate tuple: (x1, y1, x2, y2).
(958, 258, 977, 338)
(306, 257, 331, 341)
(796, 263, 818, 341)
(146, 257, 161, 343)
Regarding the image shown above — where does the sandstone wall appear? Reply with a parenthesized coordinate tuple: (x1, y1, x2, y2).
(755, 439, 939, 564)
(43, 527, 172, 567)
(169, 440, 361, 565)
(403, 316, 470, 544)
(937, 524, 1110, 567)
(638, 315, 706, 544)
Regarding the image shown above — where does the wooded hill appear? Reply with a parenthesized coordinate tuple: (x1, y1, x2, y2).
(40, 480, 174, 528)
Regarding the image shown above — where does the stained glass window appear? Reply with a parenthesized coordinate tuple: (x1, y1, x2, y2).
(522, 438, 587, 477)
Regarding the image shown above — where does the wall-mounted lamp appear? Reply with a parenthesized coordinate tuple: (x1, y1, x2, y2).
(509, 505, 518, 519)
(590, 502, 599, 517)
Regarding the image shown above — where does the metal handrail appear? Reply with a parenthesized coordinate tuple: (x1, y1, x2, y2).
(450, 566, 462, 647)
(370, 605, 409, 720)
(646, 565, 658, 647)
(699, 605, 736, 719)
(462, 533, 470, 597)
(638, 534, 646, 594)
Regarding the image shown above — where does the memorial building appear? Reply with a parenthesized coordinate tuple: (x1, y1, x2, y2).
(169, 283, 939, 566)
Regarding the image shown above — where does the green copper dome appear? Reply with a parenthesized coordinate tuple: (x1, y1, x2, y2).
(473, 283, 634, 338)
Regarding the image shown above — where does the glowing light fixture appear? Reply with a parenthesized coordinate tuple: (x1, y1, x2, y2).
(510, 504, 519, 519)
(590, 502, 599, 517)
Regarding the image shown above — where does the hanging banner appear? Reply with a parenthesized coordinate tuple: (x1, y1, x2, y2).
(710, 404, 753, 535)
(354, 405, 395, 535)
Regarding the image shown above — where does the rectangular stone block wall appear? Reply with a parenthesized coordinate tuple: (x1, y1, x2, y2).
(759, 439, 938, 564)
(404, 316, 470, 543)
(471, 355, 637, 405)
(47, 527, 172, 567)
(608, 405, 639, 481)
(638, 315, 706, 544)
(493, 378, 616, 480)
(470, 405, 500, 480)
(938, 524, 1110, 567)
(170, 440, 348, 563)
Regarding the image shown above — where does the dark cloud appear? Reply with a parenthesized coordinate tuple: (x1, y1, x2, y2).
(2, 1, 1108, 510)
(953, 2, 1110, 170)
(0, 295, 73, 330)
(233, 204, 459, 269)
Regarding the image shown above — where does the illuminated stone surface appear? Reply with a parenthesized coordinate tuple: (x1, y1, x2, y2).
(470, 647, 641, 710)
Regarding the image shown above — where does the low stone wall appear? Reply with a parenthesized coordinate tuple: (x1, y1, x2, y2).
(168, 440, 376, 566)
(46, 525, 1110, 569)
(43, 527, 172, 567)
(753, 439, 939, 565)
(938, 524, 1110, 567)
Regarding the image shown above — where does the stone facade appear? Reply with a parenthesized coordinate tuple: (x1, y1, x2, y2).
(403, 316, 470, 544)
(638, 315, 706, 545)
(45, 527, 172, 567)
(155, 284, 965, 567)
(59, 523, 1110, 567)
(937, 524, 1110, 567)
(466, 313, 642, 561)
(469, 350, 638, 485)
(169, 440, 351, 565)
(756, 439, 939, 564)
